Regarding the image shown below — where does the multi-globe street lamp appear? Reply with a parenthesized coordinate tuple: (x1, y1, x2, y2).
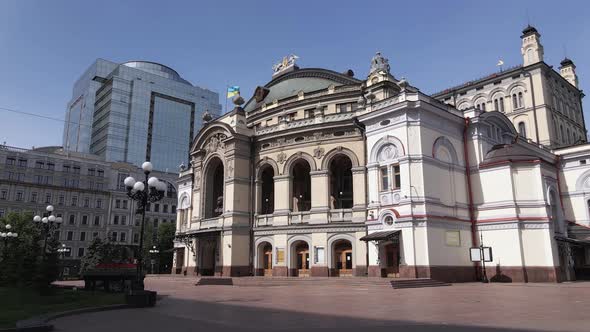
(57, 243, 71, 279)
(1, 224, 18, 262)
(149, 246, 160, 274)
(124, 161, 165, 290)
(33, 205, 62, 260)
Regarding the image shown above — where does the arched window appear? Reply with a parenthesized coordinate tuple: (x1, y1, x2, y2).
(260, 165, 274, 214)
(291, 160, 311, 212)
(494, 97, 505, 112)
(204, 157, 224, 218)
(518, 122, 527, 138)
(494, 99, 499, 111)
(499, 97, 505, 112)
(512, 94, 518, 109)
(518, 92, 524, 108)
(329, 155, 353, 209)
(527, 48, 534, 63)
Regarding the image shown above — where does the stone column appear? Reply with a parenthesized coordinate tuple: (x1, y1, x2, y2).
(273, 175, 290, 226)
(310, 170, 329, 224)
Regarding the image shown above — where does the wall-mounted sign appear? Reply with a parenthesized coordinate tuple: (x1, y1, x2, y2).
(276, 248, 285, 264)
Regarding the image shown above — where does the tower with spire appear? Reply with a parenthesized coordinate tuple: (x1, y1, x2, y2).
(521, 25, 544, 66)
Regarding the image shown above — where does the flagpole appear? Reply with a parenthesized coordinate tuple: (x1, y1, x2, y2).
(225, 84, 229, 114)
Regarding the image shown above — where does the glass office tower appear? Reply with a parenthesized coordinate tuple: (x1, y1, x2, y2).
(63, 59, 221, 172)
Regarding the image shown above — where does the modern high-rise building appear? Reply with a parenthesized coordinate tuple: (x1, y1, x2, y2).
(63, 59, 221, 172)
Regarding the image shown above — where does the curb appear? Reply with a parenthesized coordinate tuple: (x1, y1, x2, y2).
(1, 304, 131, 332)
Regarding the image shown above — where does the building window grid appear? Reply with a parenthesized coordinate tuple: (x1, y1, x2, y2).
(379, 164, 401, 192)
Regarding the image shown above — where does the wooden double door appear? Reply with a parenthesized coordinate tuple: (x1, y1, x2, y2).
(262, 245, 272, 276)
(295, 244, 310, 277)
(384, 243, 400, 277)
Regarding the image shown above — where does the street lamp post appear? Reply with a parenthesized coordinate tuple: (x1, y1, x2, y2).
(1, 224, 18, 262)
(57, 244, 71, 279)
(149, 246, 160, 274)
(33, 205, 63, 260)
(124, 161, 165, 290)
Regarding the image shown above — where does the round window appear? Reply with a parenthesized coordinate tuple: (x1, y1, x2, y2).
(384, 215, 394, 226)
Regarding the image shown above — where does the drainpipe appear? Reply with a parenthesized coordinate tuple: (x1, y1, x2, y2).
(249, 136, 255, 276)
(463, 117, 479, 279)
(353, 118, 369, 277)
(523, 70, 540, 145)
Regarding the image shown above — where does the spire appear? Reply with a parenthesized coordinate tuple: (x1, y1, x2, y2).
(521, 25, 543, 66)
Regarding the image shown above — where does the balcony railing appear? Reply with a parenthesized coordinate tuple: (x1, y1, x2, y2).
(255, 214, 274, 227)
(289, 211, 310, 225)
(329, 209, 353, 222)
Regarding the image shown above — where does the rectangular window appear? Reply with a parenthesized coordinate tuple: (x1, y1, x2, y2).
(163, 205, 168, 213)
(84, 198, 90, 207)
(46, 194, 52, 204)
(133, 233, 139, 243)
(0, 209, 4, 218)
(155, 204, 160, 213)
(67, 231, 73, 241)
(121, 215, 127, 225)
(393, 165, 401, 190)
(81, 215, 88, 225)
(96, 182, 103, 190)
(58, 195, 64, 205)
(96, 199, 102, 208)
(153, 219, 159, 228)
(120, 232, 126, 243)
(6, 157, 15, 165)
(63, 165, 70, 173)
(380, 166, 389, 191)
(71, 196, 77, 206)
(93, 216, 100, 226)
(18, 159, 27, 167)
(337, 103, 348, 113)
(71, 179, 79, 187)
(34, 175, 43, 184)
(16, 192, 23, 201)
(113, 216, 119, 225)
(88, 168, 95, 176)
(80, 232, 86, 241)
(115, 199, 121, 209)
(30, 192, 38, 202)
(47, 163, 55, 170)
(146, 203, 151, 212)
(117, 173, 129, 190)
(17, 173, 25, 181)
(69, 215, 76, 225)
(97, 169, 104, 177)
(135, 217, 140, 227)
(45, 176, 52, 185)
(123, 200, 128, 209)
(35, 161, 44, 169)
(0, 190, 7, 200)
(304, 108, 315, 119)
(73, 166, 80, 174)
(111, 232, 117, 242)
(64, 248, 72, 258)
(78, 248, 85, 258)
(172, 205, 176, 213)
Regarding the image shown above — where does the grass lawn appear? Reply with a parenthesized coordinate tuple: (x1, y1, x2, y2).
(0, 286, 125, 328)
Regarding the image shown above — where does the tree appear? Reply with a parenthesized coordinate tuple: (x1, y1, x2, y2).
(157, 223, 175, 273)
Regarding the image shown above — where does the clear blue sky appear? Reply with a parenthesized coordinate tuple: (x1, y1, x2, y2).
(0, 0, 588, 149)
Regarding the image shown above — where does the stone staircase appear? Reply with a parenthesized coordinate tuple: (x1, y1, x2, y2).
(390, 278, 451, 289)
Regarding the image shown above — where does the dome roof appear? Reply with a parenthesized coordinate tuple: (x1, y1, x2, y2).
(560, 57, 574, 67)
(521, 25, 539, 37)
(244, 68, 361, 113)
(121, 61, 192, 85)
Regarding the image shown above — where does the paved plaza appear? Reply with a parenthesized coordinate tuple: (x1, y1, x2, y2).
(52, 277, 590, 332)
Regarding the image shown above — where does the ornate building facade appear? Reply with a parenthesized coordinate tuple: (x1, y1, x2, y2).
(173, 26, 590, 282)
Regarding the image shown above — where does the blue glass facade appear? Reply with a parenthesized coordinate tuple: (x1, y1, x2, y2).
(63, 59, 221, 171)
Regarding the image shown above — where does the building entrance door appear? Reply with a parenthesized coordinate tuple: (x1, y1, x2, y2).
(263, 245, 273, 276)
(384, 243, 400, 278)
(295, 243, 310, 277)
(334, 240, 353, 276)
(200, 238, 217, 276)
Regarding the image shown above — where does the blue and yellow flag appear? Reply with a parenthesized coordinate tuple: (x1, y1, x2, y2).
(227, 86, 240, 98)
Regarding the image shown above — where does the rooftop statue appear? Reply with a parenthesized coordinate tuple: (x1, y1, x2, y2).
(370, 52, 390, 74)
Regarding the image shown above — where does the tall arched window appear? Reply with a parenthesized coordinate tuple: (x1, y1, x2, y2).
(518, 92, 524, 108)
(518, 122, 527, 138)
(329, 155, 353, 209)
(291, 160, 311, 212)
(204, 157, 224, 218)
(512, 94, 518, 109)
(494, 99, 499, 111)
(499, 97, 505, 112)
(260, 165, 274, 214)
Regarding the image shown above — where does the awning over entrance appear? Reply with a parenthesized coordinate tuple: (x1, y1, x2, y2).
(360, 230, 400, 242)
(555, 235, 590, 247)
